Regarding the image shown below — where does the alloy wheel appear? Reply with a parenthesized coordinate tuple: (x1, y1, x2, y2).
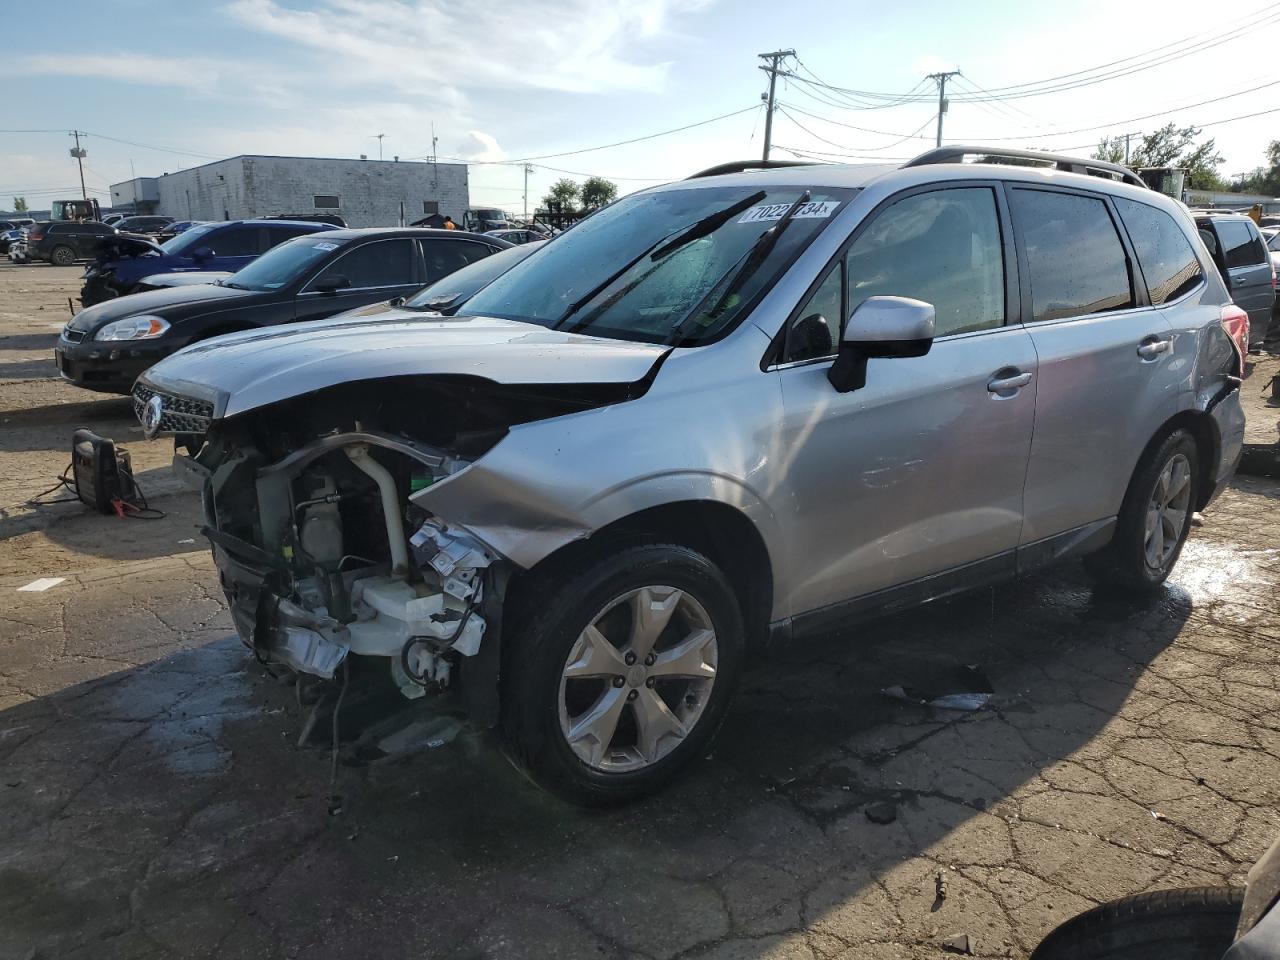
(558, 585, 718, 773)
(1144, 452, 1192, 572)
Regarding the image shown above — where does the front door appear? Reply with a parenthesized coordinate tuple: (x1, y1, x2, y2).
(294, 237, 423, 322)
(776, 184, 1036, 618)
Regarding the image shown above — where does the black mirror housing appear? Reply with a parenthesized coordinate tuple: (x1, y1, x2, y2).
(191, 246, 214, 262)
(313, 274, 351, 294)
(828, 296, 935, 393)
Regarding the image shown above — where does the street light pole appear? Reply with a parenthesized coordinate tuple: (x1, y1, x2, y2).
(758, 48, 794, 163)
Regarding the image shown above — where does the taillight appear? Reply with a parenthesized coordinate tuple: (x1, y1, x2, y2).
(28, 231, 43, 242)
(1220, 304, 1249, 376)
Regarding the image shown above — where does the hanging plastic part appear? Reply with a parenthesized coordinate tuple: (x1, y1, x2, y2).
(410, 519, 495, 602)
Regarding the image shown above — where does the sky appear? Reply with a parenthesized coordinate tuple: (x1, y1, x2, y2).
(1, 0, 1278, 216)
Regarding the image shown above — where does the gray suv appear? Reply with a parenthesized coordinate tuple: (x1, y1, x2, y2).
(136, 147, 1247, 804)
(1194, 210, 1277, 347)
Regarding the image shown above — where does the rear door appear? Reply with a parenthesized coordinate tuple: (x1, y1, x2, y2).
(294, 237, 420, 321)
(1009, 185, 1175, 552)
(1215, 219, 1274, 345)
(419, 237, 496, 286)
(204, 225, 264, 274)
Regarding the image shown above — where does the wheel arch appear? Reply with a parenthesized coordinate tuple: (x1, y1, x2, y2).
(1140, 409, 1220, 510)
(518, 499, 776, 653)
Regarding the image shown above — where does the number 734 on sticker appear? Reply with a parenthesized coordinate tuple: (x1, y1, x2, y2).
(737, 200, 839, 224)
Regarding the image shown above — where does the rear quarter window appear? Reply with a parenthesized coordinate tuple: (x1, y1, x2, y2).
(1113, 198, 1204, 304)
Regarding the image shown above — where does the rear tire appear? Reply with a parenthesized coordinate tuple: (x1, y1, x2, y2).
(1086, 429, 1198, 593)
(50, 245, 75, 267)
(1030, 886, 1243, 960)
(501, 543, 744, 806)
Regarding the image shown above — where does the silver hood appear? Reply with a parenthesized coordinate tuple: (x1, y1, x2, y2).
(138, 313, 671, 419)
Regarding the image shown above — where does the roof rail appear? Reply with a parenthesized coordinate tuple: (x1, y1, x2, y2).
(686, 159, 818, 180)
(904, 146, 1147, 189)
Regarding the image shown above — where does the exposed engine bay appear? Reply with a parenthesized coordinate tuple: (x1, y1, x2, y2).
(174, 373, 645, 727)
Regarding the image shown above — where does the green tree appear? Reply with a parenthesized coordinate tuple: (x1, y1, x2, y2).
(579, 176, 618, 211)
(1233, 140, 1280, 195)
(1092, 124, 1225, 190)
(12, 196, 27, 213)
(541, 178, 580, 213)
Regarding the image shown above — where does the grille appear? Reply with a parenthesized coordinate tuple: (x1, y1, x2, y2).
(132, 383, 215, 434)
(62, 328, 85, 343)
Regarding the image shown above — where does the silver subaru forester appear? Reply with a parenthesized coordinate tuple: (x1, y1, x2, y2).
(137, 147, 1247, 804)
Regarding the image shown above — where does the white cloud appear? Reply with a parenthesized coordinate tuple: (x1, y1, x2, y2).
(455, 131, 506, 163)
(7, 55, 235, 93)
(226, 0, 693, 95)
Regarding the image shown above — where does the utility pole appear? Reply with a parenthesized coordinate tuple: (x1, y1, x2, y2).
(523, 163, 534, 221)
(927, 70, 962, 148)
(69, 130, 87, 200)
(758, 48, 794, 163)
(1124, 133, 1131, 165)
(374, 133, 385, 161)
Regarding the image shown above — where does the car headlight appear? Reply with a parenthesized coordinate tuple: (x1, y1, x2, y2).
(95, 315, 171, 341)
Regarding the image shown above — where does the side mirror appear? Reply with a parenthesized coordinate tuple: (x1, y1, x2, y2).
(191, 246, 214, 262)
(827, 296, 935, 393)
(312, 274, 351, 294)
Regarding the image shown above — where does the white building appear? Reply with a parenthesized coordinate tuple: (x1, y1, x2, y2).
(110, 155, 470, 227)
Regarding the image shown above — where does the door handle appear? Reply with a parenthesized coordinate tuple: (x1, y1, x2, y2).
(988, 370, 1033, 394)
(1137, 337, 1171, 360)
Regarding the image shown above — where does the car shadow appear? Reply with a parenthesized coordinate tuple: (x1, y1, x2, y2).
(0, 558, 1199, 959)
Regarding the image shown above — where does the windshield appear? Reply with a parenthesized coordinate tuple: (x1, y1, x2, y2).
(1266, 231, 1280, 252)
(458, 185, 853, 345)
(160, 222, 220, 255)
(404, 242, 541, 310)
(221, 236, 340, 291)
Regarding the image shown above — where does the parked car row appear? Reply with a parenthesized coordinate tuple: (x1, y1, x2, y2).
(58, 227, 517, 391)
(117, 147, 1249, 805)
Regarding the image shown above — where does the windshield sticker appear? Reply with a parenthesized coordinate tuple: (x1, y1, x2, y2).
(313, 241, 339, 250)
(738, 200, 839, 224)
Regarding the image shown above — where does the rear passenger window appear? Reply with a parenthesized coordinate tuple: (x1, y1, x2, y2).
(1217, 220, 1266, 268)
(420, 239, 492, 282)
(845, 187, 1005, 337)
(208, 227, 260, 257)
(1113, 198, 1203, 304)
(1010, 189, 1134, 322)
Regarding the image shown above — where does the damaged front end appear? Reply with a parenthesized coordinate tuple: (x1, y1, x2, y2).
(163, 372, 646, 730)
(81, 234, 163, 306)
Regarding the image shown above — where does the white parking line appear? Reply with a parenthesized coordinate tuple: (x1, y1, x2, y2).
(16, 577, 66, 592)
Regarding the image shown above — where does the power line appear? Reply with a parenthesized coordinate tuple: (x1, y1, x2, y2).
(950, 78, 1280, 143)
(409, 106, 759, 165)
(777, 105, 935, 153)
(782, 7, 1280, 107)
(777, 102, 934, 140)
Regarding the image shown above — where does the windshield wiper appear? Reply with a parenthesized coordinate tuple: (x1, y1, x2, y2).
(665, 190, 812, 346)
(551, 190, 767, 330)
(220, 280, 245, 290)
(402, 293, 460, 313)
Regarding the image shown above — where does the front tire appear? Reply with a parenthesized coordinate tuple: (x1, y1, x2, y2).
(1087, 429, 1198, 592)
(501, 543, 744, 806)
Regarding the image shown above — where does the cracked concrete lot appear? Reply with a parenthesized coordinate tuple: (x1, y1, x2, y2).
(2, 260, 1280, 960)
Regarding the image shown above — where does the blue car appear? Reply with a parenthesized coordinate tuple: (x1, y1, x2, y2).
(79, 218, 336, 306)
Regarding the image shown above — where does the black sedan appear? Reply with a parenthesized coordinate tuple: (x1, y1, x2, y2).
(55, 227, 510, 393)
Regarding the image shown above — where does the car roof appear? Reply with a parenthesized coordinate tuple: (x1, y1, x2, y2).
(1193, 210, 1255, 221)
(302, 227, 507, 243)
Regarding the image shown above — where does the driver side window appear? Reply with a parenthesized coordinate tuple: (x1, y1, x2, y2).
(784, 187, 1005, 362)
